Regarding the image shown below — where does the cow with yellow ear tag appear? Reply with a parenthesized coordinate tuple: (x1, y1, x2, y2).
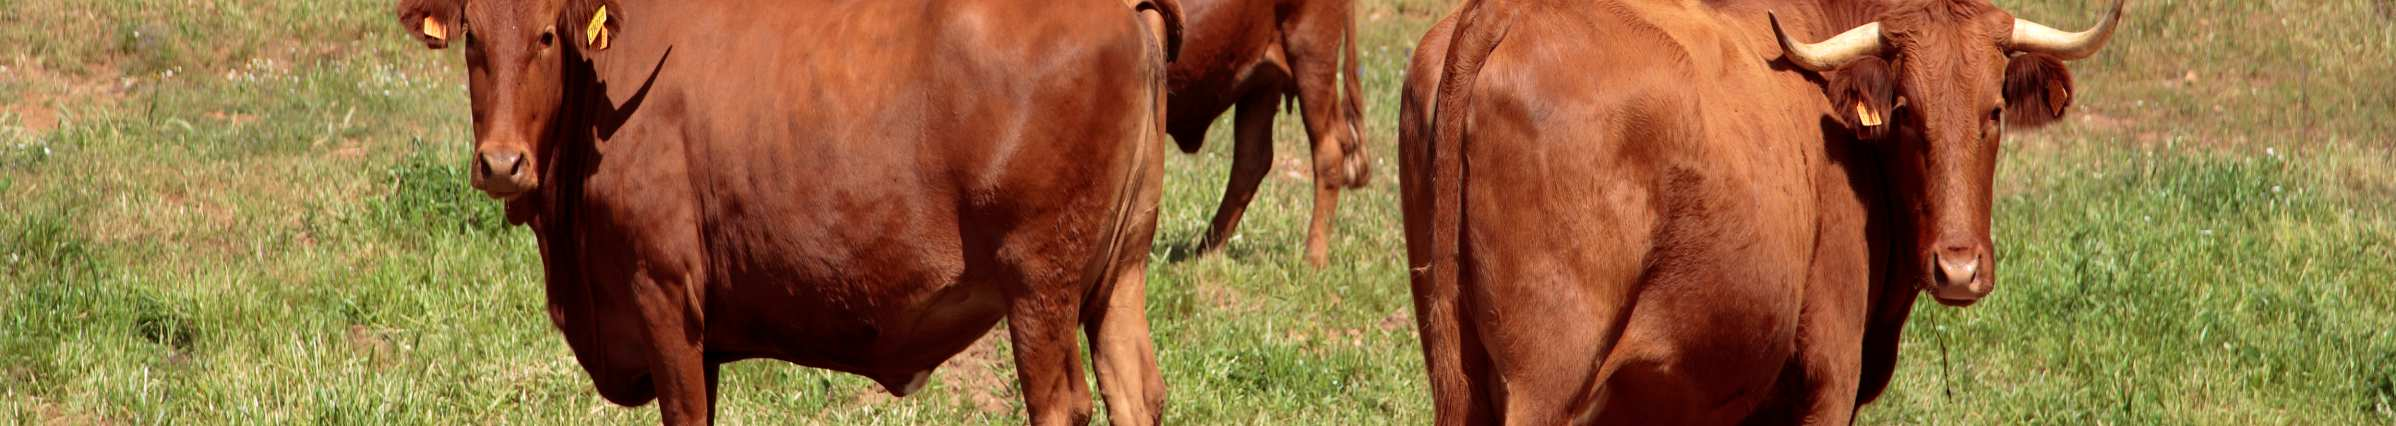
(391, 0, 1182, 424)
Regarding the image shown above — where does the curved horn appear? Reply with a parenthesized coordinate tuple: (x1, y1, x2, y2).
(1771, 12, 1884, 71)
(2010, 0, 2125, 60)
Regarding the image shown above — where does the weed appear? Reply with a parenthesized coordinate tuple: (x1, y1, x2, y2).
(369, 141, 506, 239)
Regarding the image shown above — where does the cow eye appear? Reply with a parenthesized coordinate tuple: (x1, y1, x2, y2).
(538, 29, 556, 48)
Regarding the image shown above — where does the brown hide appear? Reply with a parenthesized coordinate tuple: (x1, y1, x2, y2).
(1164, 0, 1369, 267)
(1399, 0, 2113, 423)
(399, 0, 1174, 424)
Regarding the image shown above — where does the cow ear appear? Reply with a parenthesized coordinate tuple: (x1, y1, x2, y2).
(396, 0, 462, 49)
(2003, 53, 2075, 129)
(566, 0, 623, 51)
(1828, 56, 1897, 140)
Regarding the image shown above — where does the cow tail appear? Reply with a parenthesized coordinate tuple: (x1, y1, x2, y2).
(1341, 15, 1360, 144)
(1087, 1, 1172, 308)
(1337, 9, 1371, 185)
(1134, 0, 1184, 63)
(1420, 2, 1516, 421)
(1427, 0, 1517, 325)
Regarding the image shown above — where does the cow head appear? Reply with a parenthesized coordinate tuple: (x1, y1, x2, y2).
(1772, 0, 2122, 306)
(397, 0, 622, 200)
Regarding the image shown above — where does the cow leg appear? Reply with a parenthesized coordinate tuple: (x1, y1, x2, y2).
(1084, 152, 1166, 425)
(1194, 92, 1281, 257)
(1280, 2, 1362, 267)
(704, 362, 722, 421)
(1004, 263, 1095, 425)
(629, 272, 711, 425)
(1303, 174, 1342, 267)
(1084, 243, 1166, 424)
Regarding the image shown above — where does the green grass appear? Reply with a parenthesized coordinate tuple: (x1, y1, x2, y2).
(3, 0, 2392, 423)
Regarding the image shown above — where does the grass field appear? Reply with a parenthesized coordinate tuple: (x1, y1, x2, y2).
(3, 0, 2393, 423)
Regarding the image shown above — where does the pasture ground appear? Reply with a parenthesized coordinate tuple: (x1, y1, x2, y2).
(3, 0, 2392, 423)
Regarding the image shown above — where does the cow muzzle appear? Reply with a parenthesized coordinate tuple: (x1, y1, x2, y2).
(471, 146, 538, 198)
(1926, 244, 1992, 306)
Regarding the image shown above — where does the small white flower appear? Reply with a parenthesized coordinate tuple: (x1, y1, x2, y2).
(2265, 147, 2277, 157)
(2271, 185, 2282, 193)
(2200, 229, 2213, 236)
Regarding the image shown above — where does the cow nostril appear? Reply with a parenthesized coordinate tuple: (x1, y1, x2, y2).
(480, 151, 526, 178)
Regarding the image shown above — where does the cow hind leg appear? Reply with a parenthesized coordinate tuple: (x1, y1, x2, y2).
(1086, 142, 1167, 425)
(999, 248, 1097, 425)
(1194, 92, 1282, 257)
(1279, 3, 1360, 267)
(1084, 247, 1166, 425)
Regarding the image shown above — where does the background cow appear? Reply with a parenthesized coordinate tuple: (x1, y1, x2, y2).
(1399, 0, 2120, 422)
(1165, 0, 1368, 267)
(396, 0, 1181, 423)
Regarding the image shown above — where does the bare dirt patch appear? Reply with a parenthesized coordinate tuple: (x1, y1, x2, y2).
(1377, 308, 1412, 333)
(936, 328, 1016, 414)
(2, 56, 134, 135)
(346, 324, 401, 366)
(26, 396, 108, 426)
(1194, 276, 1251, 312)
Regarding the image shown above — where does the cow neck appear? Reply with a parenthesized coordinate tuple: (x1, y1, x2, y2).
(525, 44, 612, 287)
(1813, 0, 1884, 34)
(1759, 1, 1928, 399)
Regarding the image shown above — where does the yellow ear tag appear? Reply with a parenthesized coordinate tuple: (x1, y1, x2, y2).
(1855, 103, 1884, 127)
(421, 17, 448, 41)
(585, 6, 611, 50)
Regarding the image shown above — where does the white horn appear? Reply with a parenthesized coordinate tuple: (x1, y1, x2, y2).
(1771, 12, 1884, 71)
(2010, 0, 2126, 60)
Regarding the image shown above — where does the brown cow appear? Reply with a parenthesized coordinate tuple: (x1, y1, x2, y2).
(1399, 0, 2121, 422)
(394, 0, 1181, 423)
(1165, 0, 1368, 267)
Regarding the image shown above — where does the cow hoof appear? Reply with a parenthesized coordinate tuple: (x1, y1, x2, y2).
(1339, 151, 1372, 189)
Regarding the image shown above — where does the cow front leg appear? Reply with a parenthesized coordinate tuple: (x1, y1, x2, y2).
(629, 272, 712, 425)
(704, 362, 722, 421)
(1781, 291, 1867, 425)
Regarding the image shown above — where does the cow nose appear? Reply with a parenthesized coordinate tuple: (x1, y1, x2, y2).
(1929, 244, 1991, 306)
(472, 147, 536, 197)
(1934, 249, 1978, 289)
(479, 150, 525, 178)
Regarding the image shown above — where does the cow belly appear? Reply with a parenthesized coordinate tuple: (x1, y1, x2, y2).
(702, 271, 1008, 382)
